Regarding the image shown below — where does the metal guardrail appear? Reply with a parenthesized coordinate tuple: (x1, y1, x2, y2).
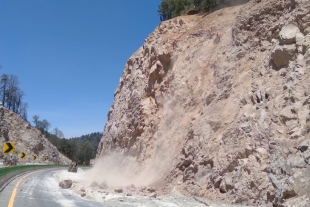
(0, 165, 66, 191)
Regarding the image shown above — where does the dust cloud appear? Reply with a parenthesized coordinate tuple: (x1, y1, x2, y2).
(83, 88, 186, 188)
(83, 152, 165, 188)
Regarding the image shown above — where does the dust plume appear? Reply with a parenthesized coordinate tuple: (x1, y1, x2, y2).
(83, 94, 186, 188)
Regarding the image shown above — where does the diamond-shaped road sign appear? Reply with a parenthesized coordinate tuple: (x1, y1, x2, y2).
(20, 152, 26, 159)
(2, 142, 15, 154)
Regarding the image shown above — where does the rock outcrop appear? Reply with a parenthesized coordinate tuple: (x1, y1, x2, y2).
(0, 106, 70, 165)
(96, 0, 310, 206)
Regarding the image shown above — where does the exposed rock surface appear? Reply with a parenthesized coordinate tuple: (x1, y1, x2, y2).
(0, 106, 70, 165)
(96, 0, 310, 206)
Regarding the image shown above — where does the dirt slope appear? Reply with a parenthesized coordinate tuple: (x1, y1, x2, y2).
(0, 105, 70, 165)
(96, 0, 310, 206)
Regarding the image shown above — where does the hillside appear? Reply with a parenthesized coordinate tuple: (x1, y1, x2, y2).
(46, 132, 102, 164)
(0, 105, 70, 165)
(95, 0, 310, 206)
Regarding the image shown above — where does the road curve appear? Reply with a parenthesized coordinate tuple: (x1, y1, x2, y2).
(0, 168, 103, 207)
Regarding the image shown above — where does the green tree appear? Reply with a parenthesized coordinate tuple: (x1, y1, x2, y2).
(0, 74, 8, 105)
(78, 141, 93, 165)
(19, 102, 28, 121)
(158, 0, 222, 20)
(158, 0, 172, 21)
(5, 75, 19, 110)
(33, 115, 39, 126)
(42, 119, 50, 132)
(36, 119, 50, 133)
(52, 127, 64, 138)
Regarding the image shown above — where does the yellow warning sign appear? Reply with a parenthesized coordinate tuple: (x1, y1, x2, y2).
(2, 142, 15, 154)
(20, 152, 26, 158)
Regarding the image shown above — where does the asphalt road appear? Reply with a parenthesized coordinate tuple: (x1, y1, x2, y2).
(0, 169, 103, 207)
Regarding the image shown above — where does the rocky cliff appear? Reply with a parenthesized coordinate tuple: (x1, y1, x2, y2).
(96, 0, 310, 206)
(0, 105, 70, 165)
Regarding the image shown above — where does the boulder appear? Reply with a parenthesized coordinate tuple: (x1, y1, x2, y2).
(296, 32, 305, 53)
(305, 48, 310, 67)
(187, 9, 198, 15)
(68, 161, 78, 172)
(287, 153, 307, 168)
(219, 175, 234, 193)
(139, 186, 146, 192)
(297, 140, 309, 152)
(126, 184, 136, 189)
(149, 192, 157, 198)
(146, 187, 156, 193)
(90, 181, 99, 187)
(80, 187, 85, 192)
(271, 44, 296, 68)
(59, 180, 73, 189)
(269, 174, 282, 190)
(114, 188, 123, 193)
(99, 180, 108, 189)
(304, 35, 310, 51)
(80, 192, 86, 197)
(279, 24, 300, 44)
(176, 157, 193, 170)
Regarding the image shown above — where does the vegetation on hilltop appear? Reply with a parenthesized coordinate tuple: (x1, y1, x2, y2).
(46, 132, 102, 165)
(32, 115, 101, 165)
(158, 0, 224, 21)
(0, 73, 28, 120)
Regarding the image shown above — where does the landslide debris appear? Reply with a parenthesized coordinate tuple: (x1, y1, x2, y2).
(95, 0, 310, 206)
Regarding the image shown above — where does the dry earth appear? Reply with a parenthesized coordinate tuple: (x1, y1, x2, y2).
(0, 105, 70, 165)
(92, 0, 310, 206)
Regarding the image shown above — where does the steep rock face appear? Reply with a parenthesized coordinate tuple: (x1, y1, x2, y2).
(0, 106, 70, 165)
(97, 0, 310, 206)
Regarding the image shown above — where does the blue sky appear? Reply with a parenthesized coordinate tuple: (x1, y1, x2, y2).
(0, 0, 161, 138)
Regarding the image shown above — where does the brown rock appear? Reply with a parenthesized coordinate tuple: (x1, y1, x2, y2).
(114, 188, 123, 193)
(149, 192, 157, 198)
(99, 180, 108, 189)
(90, 181, 99, 187)
(279, 24, 300, 44)
(146, 187, 156, 193)
(59, 180, 72, 189)
(271, 44, 296, 69)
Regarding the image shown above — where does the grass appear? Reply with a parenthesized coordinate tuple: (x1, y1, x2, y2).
(0, 165, 66, 177)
